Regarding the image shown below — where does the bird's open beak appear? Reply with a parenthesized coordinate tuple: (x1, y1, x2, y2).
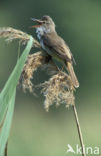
(30, 18, 43, 28)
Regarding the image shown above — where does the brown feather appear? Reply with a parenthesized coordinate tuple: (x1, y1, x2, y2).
(42, 32, 72, 62)
(67, 62, 79, 88)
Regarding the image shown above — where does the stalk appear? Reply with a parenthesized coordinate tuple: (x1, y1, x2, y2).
(72, 105, 85, 156)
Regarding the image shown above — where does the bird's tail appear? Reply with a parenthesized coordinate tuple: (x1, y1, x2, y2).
(67, 62, 79, 88)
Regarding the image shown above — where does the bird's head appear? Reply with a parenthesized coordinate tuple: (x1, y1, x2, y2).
(31, 15, 55, 33)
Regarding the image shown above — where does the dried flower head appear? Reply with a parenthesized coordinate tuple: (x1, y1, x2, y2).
(19, 51, 46, 92)
(19, 51, 75, 111)
(0, 27, 40, 47)
(19, 51, 58, 92)
(40, 71, 75, 111)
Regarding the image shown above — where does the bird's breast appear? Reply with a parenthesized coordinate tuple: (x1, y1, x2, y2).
(36, 27, 43, 40)
(40, 40, 46, 50)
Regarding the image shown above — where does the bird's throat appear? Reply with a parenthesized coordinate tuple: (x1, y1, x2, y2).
(36, 26, 51, 40)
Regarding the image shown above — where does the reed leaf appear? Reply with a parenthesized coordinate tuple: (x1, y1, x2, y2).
(0, 90, 16, 156)
(0, 36, 33, 155)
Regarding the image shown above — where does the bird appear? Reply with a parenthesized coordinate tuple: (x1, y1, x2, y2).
(31, 15, 79, 88)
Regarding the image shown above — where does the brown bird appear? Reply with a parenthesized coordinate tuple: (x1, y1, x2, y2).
(31, 15, 79, 88)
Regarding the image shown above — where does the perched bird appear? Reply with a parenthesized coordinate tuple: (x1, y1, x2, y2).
(31, 15, 79, 88)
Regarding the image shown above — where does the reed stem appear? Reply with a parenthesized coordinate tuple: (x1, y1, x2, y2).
(72, 105, 86, 156)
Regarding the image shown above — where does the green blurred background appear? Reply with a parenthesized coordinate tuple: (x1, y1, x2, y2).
(0, 0, 101, 155)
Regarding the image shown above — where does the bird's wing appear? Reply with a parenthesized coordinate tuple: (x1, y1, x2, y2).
(42, 33, 73, 63)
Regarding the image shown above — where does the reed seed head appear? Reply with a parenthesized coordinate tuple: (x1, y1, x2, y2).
(20, 51, 75, 111)
(19, 51, 46, 92)
(40, 71, 75, 111)
(0, 27, 40, 47)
